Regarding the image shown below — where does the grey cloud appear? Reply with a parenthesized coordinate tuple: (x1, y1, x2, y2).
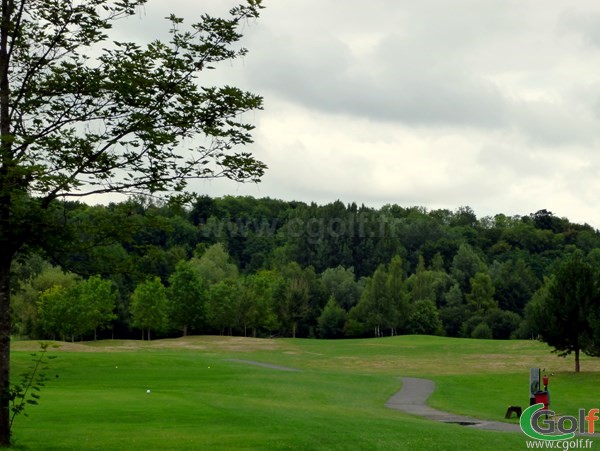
(246, 27, 509, 128)
(107, 1, 600, 147)
(508, 100, 600, 147)
(559, 9, 600, 48)
(243, 1, 600, 146)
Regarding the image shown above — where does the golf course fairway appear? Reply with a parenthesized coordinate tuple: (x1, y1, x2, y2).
(8, 336, 600, 450)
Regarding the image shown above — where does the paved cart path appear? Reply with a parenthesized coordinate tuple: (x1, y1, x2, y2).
(385, 377, 521, 432)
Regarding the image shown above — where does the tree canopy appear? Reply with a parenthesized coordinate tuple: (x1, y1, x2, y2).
(526, 252, 600, 372)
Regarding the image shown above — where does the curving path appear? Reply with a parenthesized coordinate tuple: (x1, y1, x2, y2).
(385, 377, 521, 432)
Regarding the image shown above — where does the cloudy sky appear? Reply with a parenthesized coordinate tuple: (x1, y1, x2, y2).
(115, 0, 600, 227)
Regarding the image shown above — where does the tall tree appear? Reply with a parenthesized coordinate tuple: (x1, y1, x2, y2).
(192, 243, 238, 285)
(168, 260, 206, 337)
(274, 262, 311, 338)
(466, 272, 497, 314)
(406, 255, 451, 307)
(37, 285, 81, 341)
(406, 300, 443, 335)
(11, 263, 78, 337)
(0, 1, 264, 443)
(355, 264, 396, 337)
(387, 255, 408, 335)
(439, 283, 468, 337)
(206, 279, 240, 336)
(451, 244, 486, 292)
(77, 275, 117, 340)
(240, 271, 278, 337)
(526, 252, 599, 372)
(489, 258, 539, 314)
(130, 277, 169, 341)
(320, 265, 361, 311)
(317, 296, 347, 339)
(36, 274, 114, 341)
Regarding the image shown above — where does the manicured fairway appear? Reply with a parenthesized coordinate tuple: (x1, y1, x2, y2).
(8, 336, 600, 450)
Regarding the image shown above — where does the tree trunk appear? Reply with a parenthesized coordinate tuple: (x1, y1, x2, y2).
(148, 329, 151, 341)
(575, 348, 580, 373)
(0, 257, 12, 446)
(182, 325, 187, 337)
(292, 322, 297, 339)
(0, 0, 14, 442)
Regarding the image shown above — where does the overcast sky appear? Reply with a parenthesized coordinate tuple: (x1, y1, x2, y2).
(113, 0, 600, 227)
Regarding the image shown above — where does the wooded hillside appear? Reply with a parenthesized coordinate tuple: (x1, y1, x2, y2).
(10, 195, 600, 341)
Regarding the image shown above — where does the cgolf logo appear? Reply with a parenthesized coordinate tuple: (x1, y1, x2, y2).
(520, 403, 599, 441)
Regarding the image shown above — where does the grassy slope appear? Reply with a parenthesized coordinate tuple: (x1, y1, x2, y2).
(8, 336, 600, 450)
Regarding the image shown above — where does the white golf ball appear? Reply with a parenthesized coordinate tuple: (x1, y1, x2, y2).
(146, 389, 151, 394)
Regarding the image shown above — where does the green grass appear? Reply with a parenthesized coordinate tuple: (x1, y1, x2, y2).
(7, 336, 600, 450)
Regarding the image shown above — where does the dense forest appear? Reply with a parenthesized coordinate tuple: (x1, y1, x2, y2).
(9, 195, 600, 342)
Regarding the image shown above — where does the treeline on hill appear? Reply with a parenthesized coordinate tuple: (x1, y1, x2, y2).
(9, 195, 600, 341)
